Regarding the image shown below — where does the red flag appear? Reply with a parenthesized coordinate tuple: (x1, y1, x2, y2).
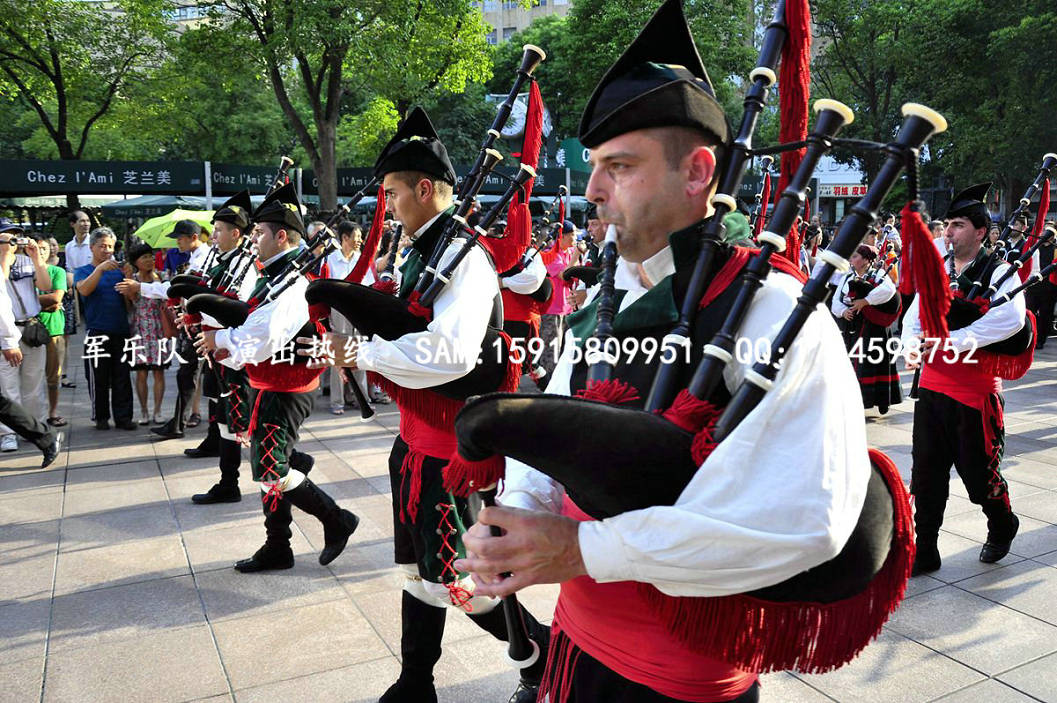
(482, 80, 544, 273)
(777, 0, 811, 267)
(347, 185, 387, 283)
(1022, 179, 1050, 282)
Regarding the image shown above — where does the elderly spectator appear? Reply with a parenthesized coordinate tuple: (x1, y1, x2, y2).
(74, 227, 135, 431)
(0, 228, 53, 452)
(36, 238, 68, 428)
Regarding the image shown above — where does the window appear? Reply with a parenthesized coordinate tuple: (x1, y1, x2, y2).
(503, 1, 519, 9)
(483, 0, 497, 10)
(486, 29, 498, 45)
(503, 26, 517, 40)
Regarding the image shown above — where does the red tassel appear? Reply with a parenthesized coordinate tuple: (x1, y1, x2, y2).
(557, 198, 566, 230)
(755, 172, 771, 238)
(482, 80, 544, 273)
(348, 186, 387, 284)
(369, 374, 464, 432)
(661, 389, 720, 434)
(976, 311, 1036, 380)
(371, 279, 399, 296)
(407, 291, 434, 321)
(536, 621, 580, 703)
(575, 378, 640, 405)
(899, 202, 951, 339)
(443, 451, 505, 497)
(637, 448, 913, 674)
(776, 0, 811, 266)
(496, 330, 522, 394)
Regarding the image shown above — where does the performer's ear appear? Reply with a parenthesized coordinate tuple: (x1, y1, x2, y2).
(685, 145, 717, 198)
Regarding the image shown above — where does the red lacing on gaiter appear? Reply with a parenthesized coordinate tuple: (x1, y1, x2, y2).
(436, 501, 474, 612)
(258, 422, 284, 512)
(228, 383, 248, 441)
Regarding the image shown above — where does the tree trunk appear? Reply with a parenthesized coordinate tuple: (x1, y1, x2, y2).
(59, 145, 80, 212)
(315, 118, 339, 214)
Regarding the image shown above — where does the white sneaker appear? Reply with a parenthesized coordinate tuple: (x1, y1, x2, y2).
(0, 434, 17, 452)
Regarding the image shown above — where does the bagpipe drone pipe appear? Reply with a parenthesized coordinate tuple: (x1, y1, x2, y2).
(845, 273, 902, 328)
(444, 102, 949, 675)
(303, 43, 548, 403)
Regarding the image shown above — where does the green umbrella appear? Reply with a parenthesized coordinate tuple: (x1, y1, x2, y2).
(132, 209, 215, 249)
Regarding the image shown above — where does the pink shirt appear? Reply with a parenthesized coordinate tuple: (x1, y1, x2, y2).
(544, 246, 576, 315)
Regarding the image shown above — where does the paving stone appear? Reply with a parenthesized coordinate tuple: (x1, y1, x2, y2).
(796, 629, 983, 702)
(903, 573, 946, 599)
(54, 534, 189, 595)
(957, 559, 1057, 626)
(0, 488, 63, 526)
(997, 651, 1057, 701)
(0, 597, 50, 663)
(63, 478, 170, 517)
(1010, 490, 1057, 524)
(325, 536, 403, 597)
(933, 678, 1041, 702)
(194, 561, 346, 622)
(43, 624, 228, 703)
(64, 460, 159, 487)
(758, 673, 835, 702)
(0, 657, 43, 702)
(0, 468, 66, 494)
(59, 503, 180, 548)
(50, 575, 205, 652)
(233, 657, 401, 703)
(0, 517, 59, 560)
(1002, 456, 1057, 490)
(1035, 550, 1057, 568)
(211, 599, 388, 690)
(180, 518, 314, 573)
(884, 586, 1057, 675)
(0, 551, 56, 601)
(352, 588, 485, 652)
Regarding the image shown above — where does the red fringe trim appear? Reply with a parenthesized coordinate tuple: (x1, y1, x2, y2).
(574, 378, 640, 405)
(407, 291, 433, 321)
(371, 279, 399, 296)
(496, 330, 521, 394)
(536, 620, 582, 703)
(368, 374, 464, 433)
(976, 311, 1036, 380)
(661, 389, 721, 434)
(636, 448, 913, 674)
(443, 452, 505, 497)
(690, 424, 719, 467)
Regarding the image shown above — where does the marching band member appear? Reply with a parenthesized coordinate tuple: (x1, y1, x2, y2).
(902, 183, 1024, 574)
(456, 2, 870, 700)
(831, 244, 903, 414)
(195, 184, 359, 573)
(311, 108, 548, 703)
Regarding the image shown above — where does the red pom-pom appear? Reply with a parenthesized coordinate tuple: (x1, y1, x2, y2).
(371, 279, 399, 296)
(661, 389, 721, 434)
(575, 378, 640, 405)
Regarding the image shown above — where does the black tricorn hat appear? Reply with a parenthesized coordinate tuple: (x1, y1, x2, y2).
(252, 183, 305, 236)
(212, 190, 252, 230)
(373, 107, 457, 185)
(578, 0, 730, 149)
(945, 182, 991, 223)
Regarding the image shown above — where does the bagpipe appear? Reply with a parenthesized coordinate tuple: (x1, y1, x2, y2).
(377, 224, 403, 285)
(184, 178, 381, 421)
(166, 156, 294, 303)
(443, 4, 949, 670)
(303, 44, 547, 403)
(843, 266, 901, 328)
(943, 154, 1057, 379)
(749, 154, 774, 236)
(500, 186, 567, 305)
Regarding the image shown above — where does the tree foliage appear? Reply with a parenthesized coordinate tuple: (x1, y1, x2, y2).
(0, 0, 173, 161)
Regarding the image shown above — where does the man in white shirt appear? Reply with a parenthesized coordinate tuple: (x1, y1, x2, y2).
(0, 229, 53, 452)
(323, 221, 374, 413)
(0, 223, 61, 466)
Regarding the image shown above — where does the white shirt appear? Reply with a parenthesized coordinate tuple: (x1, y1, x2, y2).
(901, 258, 1025, 353)
(357, 222, 499, 389)
(830, 270, 897, 318)
(4, 254, 42, 321)
(326, 248, 376, 286)
(215, 250, 309, 368)
(500, 254, 547, 294)
(64, 236, 92, 274)
(502, 246, 871, 597)
(0, 270, 20, 349)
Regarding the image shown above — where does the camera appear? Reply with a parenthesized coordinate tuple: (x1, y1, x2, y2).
(10, 236, 29, 247)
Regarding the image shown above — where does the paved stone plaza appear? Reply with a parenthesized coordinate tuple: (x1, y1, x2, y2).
(2, 341, 1057, 703)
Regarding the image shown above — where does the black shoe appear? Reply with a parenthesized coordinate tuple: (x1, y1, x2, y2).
(191, 483, 241, 504)
(151, 419, 184, 440)
(283, 478, 359, 565)
(184, 444, 220, 458)
(95, 421, 110, 430)
(911, 542, 941, 576)
(115, 420, 138, 430)
(980, 514, 1019, 564)
(235, 500, 294, 573)
(508, 681, 539, 703)
(41, 433, 62, 468)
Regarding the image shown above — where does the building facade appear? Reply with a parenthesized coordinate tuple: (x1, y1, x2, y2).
(474, 0, 571, 44)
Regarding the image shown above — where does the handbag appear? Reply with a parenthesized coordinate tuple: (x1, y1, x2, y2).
(10, 283, 50, 347)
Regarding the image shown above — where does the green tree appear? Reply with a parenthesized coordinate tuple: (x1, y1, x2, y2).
(0, 0, 173, 206)
(204, 0, 495, 211)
